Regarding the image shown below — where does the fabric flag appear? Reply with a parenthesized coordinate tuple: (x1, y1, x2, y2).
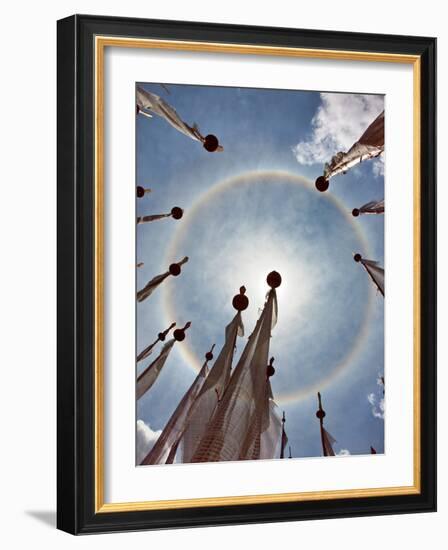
(137, 86, 204, 142)
(136, 339, 175, 400)
(137, 322, 176, 363)
(141, 351, 212, 465)
(136, 86, 223, 153)
(322, 427, 336, 457)
(352, 199, 384, 217)
(180, 312, 244, 463)
(137, 257, 188, 303)
(356, 255, 385, 296)
(191, 289, 278, 463)
(137, 213, 171, 224)
(322, 111, 384, 181)
(259, 399, 283, 460)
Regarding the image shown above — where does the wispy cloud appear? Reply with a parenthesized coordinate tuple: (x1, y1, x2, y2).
(367, 391, 385, 420)
(338, 448, 351, 456)
(136, 419, 161, 464)
(292, 92, 384, 174)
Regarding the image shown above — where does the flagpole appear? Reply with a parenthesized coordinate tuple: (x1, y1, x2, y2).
(316, 392, 328, 457)
(280, 411, 286, 459)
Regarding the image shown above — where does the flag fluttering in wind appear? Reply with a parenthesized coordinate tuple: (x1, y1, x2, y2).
(137, 322, 176, 362)
(136, 186, 151, 198)
(191, 271, 281, 463)
(180, 288, 247, 463)
(141, 344, 215, 465)
(352, 199, 384, 217)
(354, 253, 384, 296)
(137, 207, 184, 225)
(137, 257, 188, 303)
(136, 86, 223, 152)
(136, 322, 191, 400)
(279, 410, 289, 459)
(316, 392, 336, 457)
(315, 110, 384, 192)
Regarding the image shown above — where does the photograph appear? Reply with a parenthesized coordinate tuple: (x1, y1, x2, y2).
(135, 83, 385, 466)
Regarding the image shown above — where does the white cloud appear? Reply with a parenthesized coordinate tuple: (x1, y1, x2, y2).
(292, 92, 384, 174)
(338, 449, 351, 456)
(136, 419, 161, 464)
(367, 392, 385, 420)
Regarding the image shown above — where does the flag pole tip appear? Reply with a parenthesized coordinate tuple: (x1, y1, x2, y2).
(352, 208, 360, 217)
(315, 176, 329, 192)
(266, 357, 275, 378)
(203, 134, 220, 152)
(354, 253, 362, 263)
(267, 271, 282, 288)
(232, 286, 249, 311)
(171, 206, 184, 220)
(173, 322, 191, 341)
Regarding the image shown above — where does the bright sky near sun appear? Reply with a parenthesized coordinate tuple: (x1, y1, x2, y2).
(136, 83, 385, 463)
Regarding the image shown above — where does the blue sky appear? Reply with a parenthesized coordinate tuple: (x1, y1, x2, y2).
(136, 83, 385, 462)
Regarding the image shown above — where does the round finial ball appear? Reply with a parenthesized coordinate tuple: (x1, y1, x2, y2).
(203, 134, 219, 152)
(169, 263, 181, 276)
(315, 176, 329, 193)
(171, 207, 183, 220)
(266, 364, 276, 378)
(232, 293, 249, 311)
(158, 332, 166, 341)
(316, 409, 326, 419)
(136, 186, 145, 198)
(352, 208, 360, 217)
(267, 271, 282, 288)
(205, 351, 214, 361)
(173, 328, 186, 341)
(353, 253, 362, 263)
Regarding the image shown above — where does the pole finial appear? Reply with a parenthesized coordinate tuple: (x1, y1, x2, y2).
(267, 271, 282, 288)
(266, 357, 276, 378)
(158, 322, 176, 341)
(203, 134, 219, 152)
(173, 321, 191, 342)
(316, 391, 326, 419)
(205, 343, 215, 362)
(170, 206, 184, 220)
(315, 176, 329, 192)
(354, 253, 362, 263)
(232, 285, 249, 311)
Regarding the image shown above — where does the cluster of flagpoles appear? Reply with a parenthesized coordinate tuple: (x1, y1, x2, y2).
(135, 86, 385, 464)
(313, 109, 386, 296)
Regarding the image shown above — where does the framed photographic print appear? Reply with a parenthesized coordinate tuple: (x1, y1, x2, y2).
(57, 15, 436, 534)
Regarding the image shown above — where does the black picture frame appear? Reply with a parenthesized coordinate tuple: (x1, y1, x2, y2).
(57, 14, 436, 535)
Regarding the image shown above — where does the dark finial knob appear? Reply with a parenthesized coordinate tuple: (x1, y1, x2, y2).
(315, 176, 329, 192)
(267, 271, 282, 288)
(136, 186, 145, 198)
(171, 206, 184, 220)
(232, 285, 249, 311)
(316, 409, 326, 419)
(203, 134, 219, 152)
(352, 208, 360, 217)
(353, 253, 362, 263)
(158, 322, 176, 341)
(266, 357, 276, 378)
(173, 321, 191, 341)
(169, 263, 182, 276)
(205, 343, 215, 362)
